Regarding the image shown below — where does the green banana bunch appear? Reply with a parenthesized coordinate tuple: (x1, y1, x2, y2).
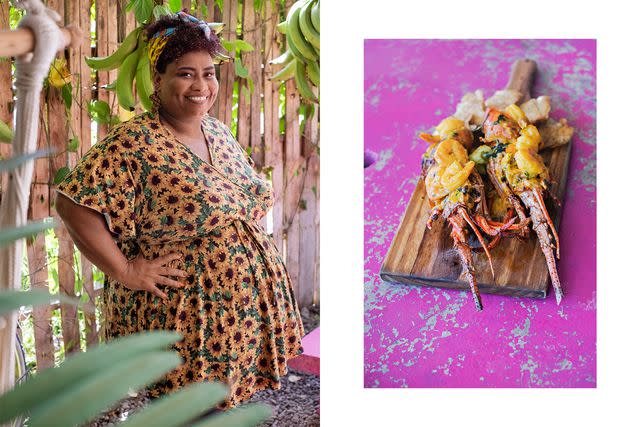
(294, 60, 318, 103)
(270, 0, 320, 103)
(269, 50, 293, 66)
(310, 1, 319, 31)
(115, 35, 142, 111)
(86, 26, 157, 113)
(135, 34, 154, 112)
(285, 0, 317, 62)
(85, 27, 142, 71)
(271, 60, 296, 82)
(306, 60, 319, 87)
(299, 0, 319, 50)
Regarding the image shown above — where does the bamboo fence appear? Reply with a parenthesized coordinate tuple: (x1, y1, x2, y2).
(0, 0, 319, 372)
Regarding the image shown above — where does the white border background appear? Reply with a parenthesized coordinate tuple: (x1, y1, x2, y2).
(321, 0, 640, 425)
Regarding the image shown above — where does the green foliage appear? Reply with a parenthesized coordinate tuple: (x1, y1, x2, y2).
(53, 166, 70, 185)
(67, 136, 80, 152)
(61, 82, 73, 110)
(168, 0, 183, 13)
(200, 2, 209, 17)
(118, 382, 226, 426)
(0, 289, 76, 318)
(0, 311, 270, 427)
(234, 39, 255, 53)
(235, 58, 249, 78)
(231, 80, 239, 136)
(153, 4, 174, 20)
(221, 38, 255, 95)
(88, 100, 119, 126)
(126, 0, 155, 24)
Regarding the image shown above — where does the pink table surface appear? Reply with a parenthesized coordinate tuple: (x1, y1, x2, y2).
(364, 39, 596, 388)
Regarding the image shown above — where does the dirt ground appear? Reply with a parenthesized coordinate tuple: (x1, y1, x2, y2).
(86, 304, 320, 427)
(249, 304, 320, 427)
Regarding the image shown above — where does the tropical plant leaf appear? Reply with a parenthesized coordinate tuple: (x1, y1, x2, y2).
(168, 0, 182, 13)
(67, 136, 79, 152)
(27, 352, 181, 427)
(0, 219, 57, 249)
(153, 4, 173, 20)
(221, 40, 236, 55)
(0, 331, 182, 425)
(53, 166, 70, 184)
(234, 58, 249, 78)
(235, 39, 254, 52)
(119, 382, 228, 427)
(61, 82, 73, 110)
(0, 289, 77, 318)
(127, 0, 153, 24)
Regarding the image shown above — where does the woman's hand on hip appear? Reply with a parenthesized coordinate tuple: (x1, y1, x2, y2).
(117, 252, 187, 300)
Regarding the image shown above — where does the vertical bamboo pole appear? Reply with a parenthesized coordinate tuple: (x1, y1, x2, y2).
(238, 1, 264, 170)
(283, 0, 301, 299)
(236, 3, 250, 151)
(48, 0, 80, 357)
(263, 0, 284, 252)
(96, 0, 119, 142)
(203, 0, 217, 21)
(214, 0, 237, 129)
(209, 0, 223, 118)
(298, 94, 319, 307)
(75, 0, 98, 347)
(28, 95, 55, 370)
(47, 0, 73, 370)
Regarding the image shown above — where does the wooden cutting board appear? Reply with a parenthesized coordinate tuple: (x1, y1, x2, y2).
(379, 59, 571, 298)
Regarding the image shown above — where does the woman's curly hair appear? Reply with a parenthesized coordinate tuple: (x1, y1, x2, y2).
(144, 10, 224, 75)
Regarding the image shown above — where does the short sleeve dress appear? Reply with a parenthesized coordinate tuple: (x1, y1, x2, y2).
(54, 110, 305, 408)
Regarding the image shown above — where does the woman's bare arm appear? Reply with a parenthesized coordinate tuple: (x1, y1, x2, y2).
(54, 192, 188, 299)
(54, 191, 129, 282)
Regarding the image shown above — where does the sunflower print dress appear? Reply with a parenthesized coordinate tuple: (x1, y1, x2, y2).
(54, 111, 305, 408)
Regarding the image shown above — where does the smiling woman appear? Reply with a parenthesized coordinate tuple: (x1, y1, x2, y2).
(54, 10, 305, 411)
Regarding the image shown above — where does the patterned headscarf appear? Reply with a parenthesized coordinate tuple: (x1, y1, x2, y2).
(147, 11, 213, 72)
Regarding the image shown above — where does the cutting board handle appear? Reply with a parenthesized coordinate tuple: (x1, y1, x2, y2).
(506, 59, 537, 103)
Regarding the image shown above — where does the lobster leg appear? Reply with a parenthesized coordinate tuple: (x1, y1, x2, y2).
(458, 207, 494, 279)
(520, 190, 563, 304)
(448, 213, 483, 311)
(473, 214, 518, 236)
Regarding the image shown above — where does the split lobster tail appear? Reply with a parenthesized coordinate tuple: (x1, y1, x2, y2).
(448, 208, 485, 311)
